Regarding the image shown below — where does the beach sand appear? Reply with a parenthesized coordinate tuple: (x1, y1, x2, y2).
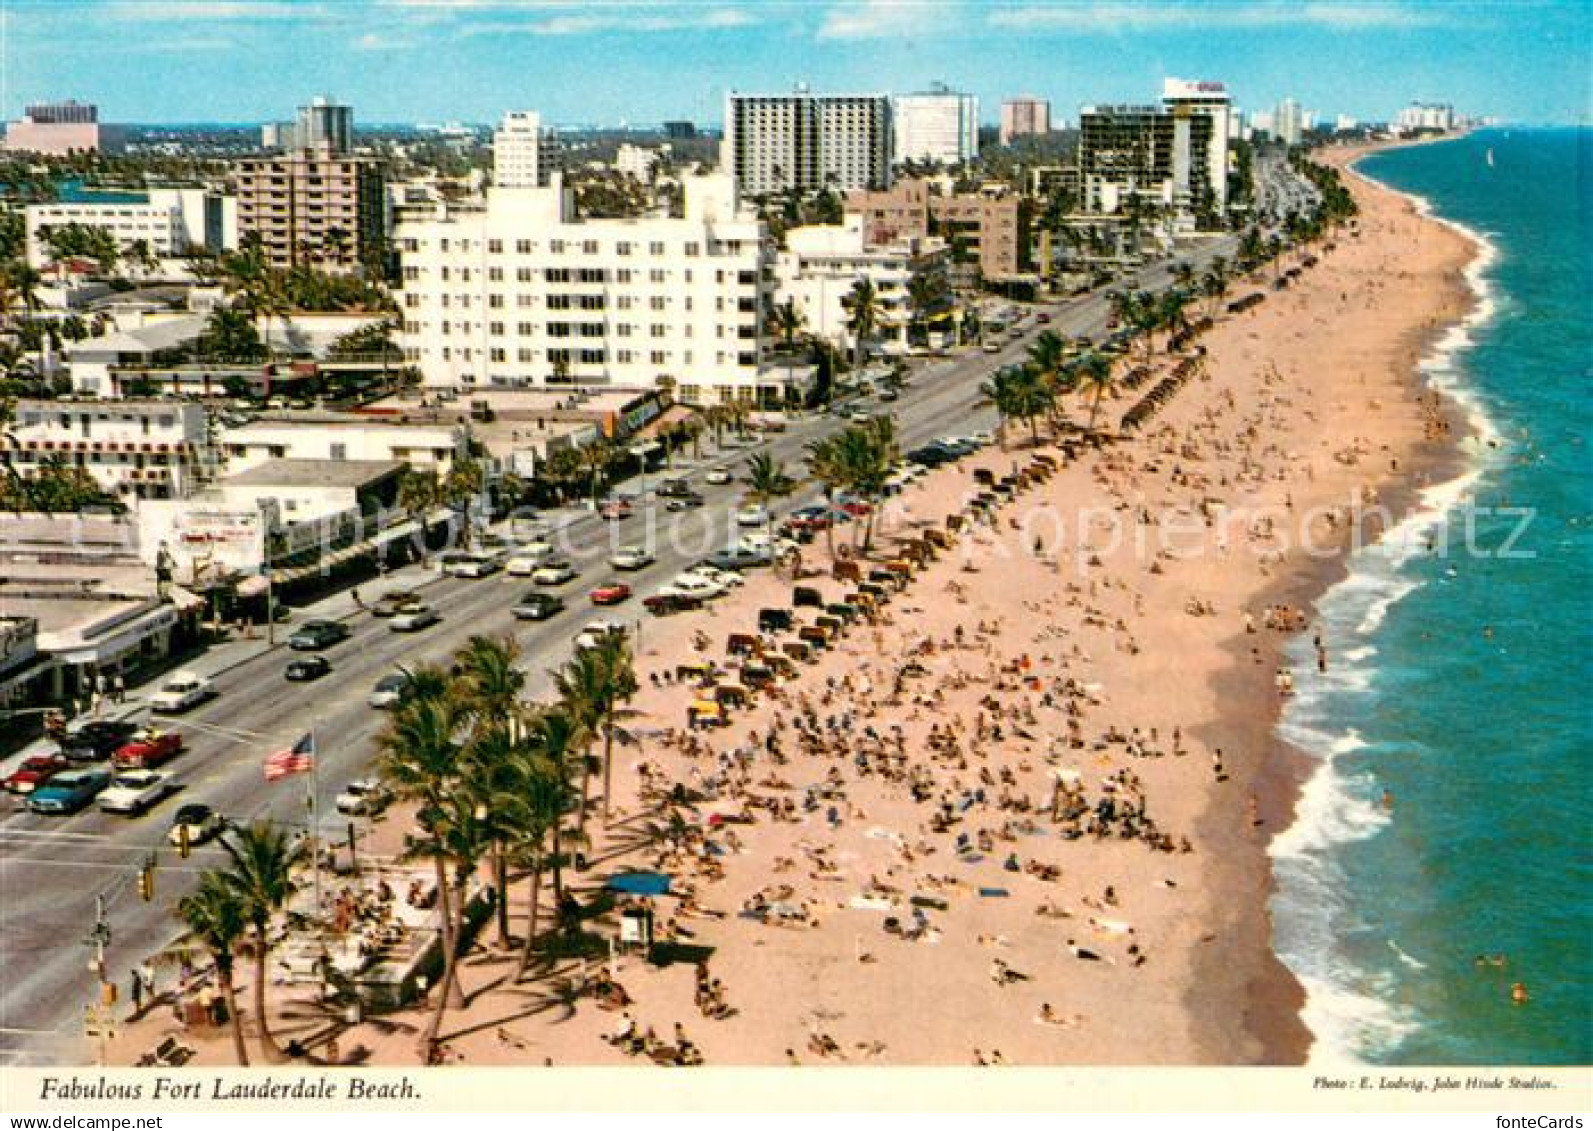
(104, 140, 1482, 1070)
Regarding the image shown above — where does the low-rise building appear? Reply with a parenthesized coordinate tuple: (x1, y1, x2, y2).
(2, 100, 124, 155)
(775, 217, 949, 354)
(2, 399, 210, 501)
(24, 188, 237, 270)
(218, 410, 468, 478)
(846, 179, 1031, 281)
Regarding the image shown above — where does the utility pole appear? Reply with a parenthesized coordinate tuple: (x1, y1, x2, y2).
(83, 894, 113, 1067)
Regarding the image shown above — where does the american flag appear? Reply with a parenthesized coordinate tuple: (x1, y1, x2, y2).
(263, 733, 314, 782)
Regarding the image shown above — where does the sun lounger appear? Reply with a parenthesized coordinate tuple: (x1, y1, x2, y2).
(978, 887, 1010, 898)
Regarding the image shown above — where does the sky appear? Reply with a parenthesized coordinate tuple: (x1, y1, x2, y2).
(2, 0, 1589, 128)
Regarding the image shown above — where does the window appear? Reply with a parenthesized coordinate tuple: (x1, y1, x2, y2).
(580, 323, 604, 338)
(547, 322, 573, 338)
(490, 348, 507, 362)
(650, 296, 667, 311)
(518, 348, 534, 362)
(488, 294, 504, 308)
(547, 268, 571, 283)
(578, 295, 605, 311)
(616, 241, 633, 256)
(488, 239, 503, 254)
(577, 268, 605, 283)
(650, 350, 668, 364)
(516, 267, 534, 282)
(615, 268, 633, 283)
(615, 324, 633, 338)
(649, 269, 666, 283)
(651, 324, 667, 338)
(549, 239, 566, 254)
(548, 295, 572, 310)
(490, 322, 505, 336)
(579, 349, 605, 364)
(685, 242, 700, 257)
(582, 240, 598, 254)
(517, 321, 534, 335)
(616, 295, 633, 311)
(516, 239, 533, 253)
(649, 241, 665, 255)
(488, 267, 503, 281)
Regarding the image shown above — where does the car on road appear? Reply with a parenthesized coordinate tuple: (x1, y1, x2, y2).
(112, 730, 185, 770)
(982, 341, 1002, 354)
(689, 563, 744, 589)
(285, 655, 333, 682)
(371, 590, 420, 618)
(706, 546, 773, 572)
(58, 719, 139, 763)
(288, 619, 350, 651)
(168, 803, 226, 848)
(656, 477, 693, 498)
(335, 779, 392, 817)
(845, 408, 874, 423)
(738, 531, 798, 557)
(833, 495, 874, 517)
(599, 497, 634, 520)
(389, 603, 440, 632)
(512, 591, 566, 621)
(735, 504, 769, 527)
(149, 671, 215, 713)
(438, 549, 503, 578)
(367, 672, 411, 709)
(3, 754, 70, 795)
(589, 581, 633, 606)
(665, 492, 705, 512)
(505, 541, 555, 576)
(704, 467, 734, 486)
(610, 545, 655, 571)
(28, 768, 112, 814)
(98, 769, 179, 816)
(531, 559, 577, 586)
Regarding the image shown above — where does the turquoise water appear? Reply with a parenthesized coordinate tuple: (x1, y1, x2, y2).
(56, 177, 148, 205)
(1269, 129, 1593, 1065)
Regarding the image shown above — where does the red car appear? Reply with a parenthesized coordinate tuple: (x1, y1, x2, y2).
(834, 496, 874, 517)
(589, 581, 633, 606)
(111, 730, 185, 770)
(4, 754, 70, 795)
(598, 498, 633, 520)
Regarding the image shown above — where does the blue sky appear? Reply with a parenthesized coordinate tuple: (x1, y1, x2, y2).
(3, 1, 1588, 127)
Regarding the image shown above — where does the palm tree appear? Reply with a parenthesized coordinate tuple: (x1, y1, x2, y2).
(841, 278, 882, 371)
(454, 636, 525, 946)
(218, 822, 303, 1065)
(803, 434, 846, 560)
(173, 871, 252, 1066)
(769, 298, 805, 352)
(553, 633, 636, 826)
(745, 451, 794, 535)
(1074, 352, 1117, 435)
(406, 786, 488, 1055)
(980, 365, 1053, 449)
(375, 688, 466, 1016)
(520, 707, 586, 912)
(442, 456, 485, 547)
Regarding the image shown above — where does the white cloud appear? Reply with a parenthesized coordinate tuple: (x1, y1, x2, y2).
(817, 0, 955, 40)
(354, 31, 418, 50)
(988, 2, 1447, 33)
(101, 1, 322, 20)
(461, 6, 755, 36)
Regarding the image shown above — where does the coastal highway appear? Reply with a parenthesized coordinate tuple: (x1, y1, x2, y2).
(0, 235, 1234, 1065)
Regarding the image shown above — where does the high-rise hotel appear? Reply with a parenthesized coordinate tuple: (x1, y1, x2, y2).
(722, 89, 892, 197)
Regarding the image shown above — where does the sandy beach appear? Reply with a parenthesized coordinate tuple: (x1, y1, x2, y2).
(104, 140, 1483, 1069)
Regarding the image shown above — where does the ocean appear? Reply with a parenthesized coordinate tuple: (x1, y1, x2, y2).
(1269, 128, 1593, 1066)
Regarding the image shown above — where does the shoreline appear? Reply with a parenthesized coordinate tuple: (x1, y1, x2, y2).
(94, 136, 1492, 1071)
(1197, 134, 1488, 1066)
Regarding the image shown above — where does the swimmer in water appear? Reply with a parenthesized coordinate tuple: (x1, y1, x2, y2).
(1511, 982, 1529, 1005)
(1382, 790, 1394, 811)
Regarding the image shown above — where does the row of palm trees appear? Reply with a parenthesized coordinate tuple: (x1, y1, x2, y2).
(803, 415, 899, 553)
(171, 630, 638, 1065)
(979, 334, 1118, 445)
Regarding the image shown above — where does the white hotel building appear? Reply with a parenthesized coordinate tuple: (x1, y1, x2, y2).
(395, 160, 789, 407)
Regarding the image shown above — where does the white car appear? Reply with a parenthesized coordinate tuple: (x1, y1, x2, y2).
(736, 504, 769, 527)
(368, 672, 410, 709)
(610, 545, 655, 571)
(531, 560, 577, 586)
(389, 603, 440, 632)
(660, 573, 727, 601)
(705, 467, 733, 486)
(335, 779, 392, 817)
(690, 563, 744, 589)
(438, 550, 502, 578)
(149, 672, 215, 714)
(738, 531, 797, 556)
(98, 769, 178, 816)
(575, 621, 627, 651)
(505, 543, 554, 576)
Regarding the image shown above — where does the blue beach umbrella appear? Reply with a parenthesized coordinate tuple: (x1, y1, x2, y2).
(606, 871, 672, 897)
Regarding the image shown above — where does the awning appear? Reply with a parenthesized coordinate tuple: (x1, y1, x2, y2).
(235, 575, 270, 598)
(606, 872, 672, 897)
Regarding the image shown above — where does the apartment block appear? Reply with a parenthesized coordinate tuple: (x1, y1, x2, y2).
(999, 96, 1051, 146)
(892, 86, 979, 167)
(1078, 104, 1218, 225)
(234, 148, 387, 273)
(2, 400, 209, 501)
(395, 172, 790, 407)
(25, 188, 237, 269)
(847, 179, 1030, 281)
(3, 100, 124, 155)
(723, 91, 891, 197)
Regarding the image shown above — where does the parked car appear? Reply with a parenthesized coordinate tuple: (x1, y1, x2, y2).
(371, 590, 420, 618)
(58, 719, 139, 763)
(704, 467, 734, 486)
(643, 592, 702, 616)
(168, 803, 226, 848)
(589, 581, 633, 606)
(660, 572, 726, 601)
(599, 497, 634, 520)
(367, 672, 411, 709)
(389, 603, 440, 632)
(531, 560, 577, 586)
(149, 671, 215, 713)
(706, 546, 773, 572)
(656, 477, 693, 498)
(610, 545, 654, 571)
(288, 619, 350, 651)
(335, 779, 392, 817)
(736, 504, 769, 527)
(512, 592, 566, 621)
(98, 769, 179, 816)
(111, 730, 185, 770)
(690, 563, 744, 589)
(575, 621, 628, 651)
(665, 492, 705, 512)
(285, 655, 332, 682)
(28, 768, 112, 814)
(3, 754, 70, 795)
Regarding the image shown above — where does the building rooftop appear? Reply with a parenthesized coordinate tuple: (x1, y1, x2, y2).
(222, 458, 405, 489)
